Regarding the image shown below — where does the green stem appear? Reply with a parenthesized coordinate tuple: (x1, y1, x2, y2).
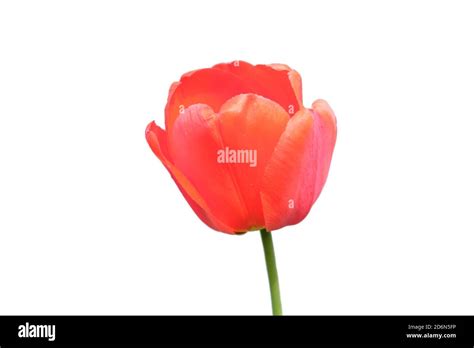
(260, 228, 282, 315)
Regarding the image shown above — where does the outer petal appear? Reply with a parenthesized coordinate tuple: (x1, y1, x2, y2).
(260, 102, 337, 231)
(165, 68, 250, 131)
(213, 61, 300, 115)
(165, 61, 300, 131)
(311, 99, 337, 202)
(216, 94, 290, 230)
(145, 121, 236, 233)
(268, 63, 303, 110)
(168, 104, 251, 233)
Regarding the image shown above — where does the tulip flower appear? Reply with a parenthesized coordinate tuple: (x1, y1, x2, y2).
(146, 61, 337, 315)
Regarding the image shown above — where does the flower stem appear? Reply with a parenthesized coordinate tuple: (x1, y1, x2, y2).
(260, 228, 282, 315)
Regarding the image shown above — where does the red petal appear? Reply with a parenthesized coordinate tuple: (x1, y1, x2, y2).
(167, 104, 251, 233)
(165, 61, 300, 131)
(165, 68, 250, 131)
(216, 94, 290, 229)
(311, 99, 337, 203)
(214, 61, 300, 114)
(260, 105, 336, 231)
(268, 63, 303, 110)
(145, 121, 236, 233)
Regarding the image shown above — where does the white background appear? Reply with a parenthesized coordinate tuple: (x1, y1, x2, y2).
(1, 0, 473, 315)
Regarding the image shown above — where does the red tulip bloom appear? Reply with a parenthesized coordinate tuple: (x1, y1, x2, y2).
(146, 61, 337, 314)
(145, 61, 337, 234)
